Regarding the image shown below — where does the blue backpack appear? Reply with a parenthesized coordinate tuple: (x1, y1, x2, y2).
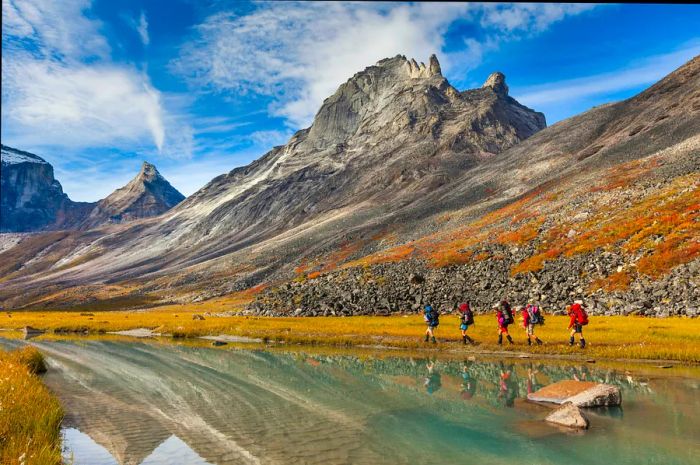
(425, 306, 439, 326)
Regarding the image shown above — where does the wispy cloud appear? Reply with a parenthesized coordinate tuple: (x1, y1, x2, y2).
(514, 42, 700, 108)
(1, 0, 188, 156)
(136, 10, 149, 46)
(172, 2, 595, 129)
(3, 59, 165, 150)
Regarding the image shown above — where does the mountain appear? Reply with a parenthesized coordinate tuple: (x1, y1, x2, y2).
(0, 145, 94, 232)
(0, 146, 184, 232)
(79, 162, 185, 230)
(0, 54, 697, 315)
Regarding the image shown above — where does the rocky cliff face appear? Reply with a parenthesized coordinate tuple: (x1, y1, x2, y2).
(80, 162, 185, 229)
(158, 54, 545, 257)
(0, 146, 184, 232)
(0, 145, 93, 232)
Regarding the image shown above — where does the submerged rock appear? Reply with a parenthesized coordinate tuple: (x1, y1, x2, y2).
(545, 402, 590, 429)
(528, 380, 622, 407)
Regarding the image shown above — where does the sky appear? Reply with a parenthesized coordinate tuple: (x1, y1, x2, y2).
(2, 1, 699, 201)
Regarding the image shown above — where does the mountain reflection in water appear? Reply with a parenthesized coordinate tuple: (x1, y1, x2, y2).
(2, 338, 698, 465)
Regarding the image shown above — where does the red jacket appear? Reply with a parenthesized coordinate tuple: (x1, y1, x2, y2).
(568, 303, 584, 328)
(522, 309, 530, 328)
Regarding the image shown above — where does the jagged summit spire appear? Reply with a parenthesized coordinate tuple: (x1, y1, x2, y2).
(482, 72, 508, 96)
(406, 54, 442, 78)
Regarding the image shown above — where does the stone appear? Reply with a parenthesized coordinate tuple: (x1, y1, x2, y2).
(482, 71, 509, 96)
(545, 402, 590, 429)
(527, 380, 621, 407)
(192, 314, 205, 321)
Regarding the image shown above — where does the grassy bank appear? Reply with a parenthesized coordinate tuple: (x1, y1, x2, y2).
(0, 346, 64, 465)
(2, 310, 700, 362)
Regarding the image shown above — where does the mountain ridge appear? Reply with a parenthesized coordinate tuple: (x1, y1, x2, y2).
(0, 146, 184, 232)
(0, 54, 697, 315)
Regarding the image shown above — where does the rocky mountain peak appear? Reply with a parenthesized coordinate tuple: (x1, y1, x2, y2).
(79, 162, 184, 229)
(1, 144, 49, 165)
(482, 71, 509, 96)
(138, 161, 162, 182)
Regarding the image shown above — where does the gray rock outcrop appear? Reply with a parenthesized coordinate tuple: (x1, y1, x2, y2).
(545, 402, 590, 429)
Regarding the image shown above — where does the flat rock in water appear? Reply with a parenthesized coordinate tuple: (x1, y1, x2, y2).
(545, 402, 590, 429)
(527, 380, 621, 407)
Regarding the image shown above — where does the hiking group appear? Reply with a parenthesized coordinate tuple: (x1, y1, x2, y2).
(422, 299, 589, 347)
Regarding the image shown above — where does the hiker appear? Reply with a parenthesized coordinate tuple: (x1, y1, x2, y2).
(521, 303, 544, 346)
(457, 302, 475, 344)
(423, 304, 439, 344)
(568, 299, 589, 348)
(460, 361, 477, 400)
(424, 360, 442, 395)
(495, 301, 514, 345)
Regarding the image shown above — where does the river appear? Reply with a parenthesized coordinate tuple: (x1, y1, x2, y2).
(2, 337, 699, 465)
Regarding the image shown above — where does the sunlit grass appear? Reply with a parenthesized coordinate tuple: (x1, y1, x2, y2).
(2, 311, 699, 362)
(0, 346, 64, 465)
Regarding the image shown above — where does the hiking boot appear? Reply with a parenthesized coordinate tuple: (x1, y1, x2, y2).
(569, 336, 575, 346)
(527, 338, 532, 346)
(431, 336, 437, 344)
(466, 335, 474, 344)
(424, 334, 429, 343)
(462, 336, 467, 345)
(535, 338, 543, 346)
(507, 335, 514, 345)
(579, 338, 586, 349)
(498, 334, 503, 345)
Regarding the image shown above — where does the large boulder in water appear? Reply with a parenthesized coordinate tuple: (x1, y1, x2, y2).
(545, 402, 590, 429)
(527, 380, 621, 407)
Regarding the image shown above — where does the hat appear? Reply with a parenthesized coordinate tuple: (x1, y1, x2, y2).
(459, 303, 468, 311)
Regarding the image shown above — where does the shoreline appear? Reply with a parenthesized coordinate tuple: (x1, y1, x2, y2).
(2, 310, 699, 364)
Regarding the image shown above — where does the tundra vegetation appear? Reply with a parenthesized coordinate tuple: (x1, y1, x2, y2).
(1, 311, 699, 362)
(0, 346, 63, 465)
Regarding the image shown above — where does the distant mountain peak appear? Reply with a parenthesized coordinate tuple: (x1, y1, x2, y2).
(1, 144, 49, 165)
(80, 162, 184, 228)
(482, 71, 508, 96)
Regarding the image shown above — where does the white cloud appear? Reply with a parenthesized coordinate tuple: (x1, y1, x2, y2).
(137, 10, 149, 46)
(3, 58, 166, 151)
(514, 43, 700, 108)
(173, 2, 595, 129)
(479, 3, 596, 33)
(1, 0, 188, 156)
(2, 0, 109, 60)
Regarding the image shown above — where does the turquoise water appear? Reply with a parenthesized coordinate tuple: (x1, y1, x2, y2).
(2, 337, 699, 465)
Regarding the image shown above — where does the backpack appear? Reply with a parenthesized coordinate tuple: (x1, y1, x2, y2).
(574, 304, 589, 326)
(461, 308, 474, 325)
(425, 307, 439, 327)
(500, 301, 513, 325)
(526, 304, 544, 325)
(430, 309, 440, 327)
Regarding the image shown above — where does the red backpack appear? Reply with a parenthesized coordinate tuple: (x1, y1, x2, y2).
(572, 303, 589, 325)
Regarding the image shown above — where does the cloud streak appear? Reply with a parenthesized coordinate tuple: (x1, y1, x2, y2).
(514, 43, 700, 108)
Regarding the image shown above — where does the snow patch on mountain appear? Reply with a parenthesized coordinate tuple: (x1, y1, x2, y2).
(1, 145, 48, 165)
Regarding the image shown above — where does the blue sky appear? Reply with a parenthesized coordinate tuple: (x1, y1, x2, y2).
(2, 1, 699, 201)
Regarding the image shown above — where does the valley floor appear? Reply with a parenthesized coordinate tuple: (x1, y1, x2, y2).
(2, 309, 699, 363)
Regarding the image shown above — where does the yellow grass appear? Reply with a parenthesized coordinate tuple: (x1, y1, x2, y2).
(0, 346, 64, 465)
(2, 310, 699, 362)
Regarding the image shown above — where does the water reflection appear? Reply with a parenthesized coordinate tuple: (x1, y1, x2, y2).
(2, 338, 698, 465)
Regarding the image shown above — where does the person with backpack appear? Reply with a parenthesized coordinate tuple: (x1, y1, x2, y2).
(423, 304, 439, 344)
(495, 301, 514, 345)
(521, 303, 544, 346)
(568, 299, 589, 348)
(457, 302, 475, 344)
